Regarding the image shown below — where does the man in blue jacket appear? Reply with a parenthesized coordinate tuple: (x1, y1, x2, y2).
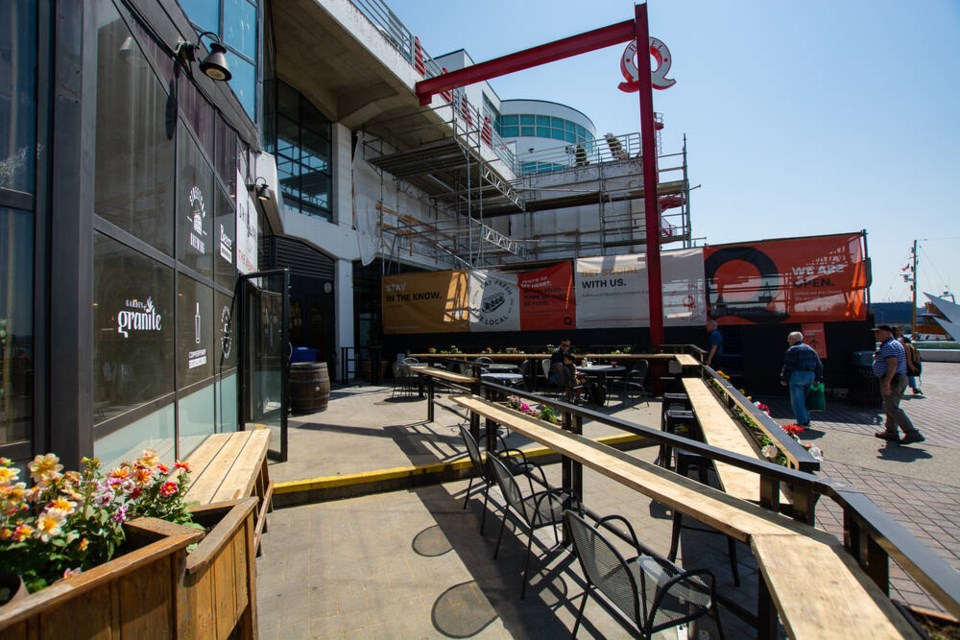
(779, 331, 823, 427)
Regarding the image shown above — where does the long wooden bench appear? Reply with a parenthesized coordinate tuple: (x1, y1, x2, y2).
(451, 394, 918, 639)
(184, 429, 273, 552)
(682, 377, 765, 502)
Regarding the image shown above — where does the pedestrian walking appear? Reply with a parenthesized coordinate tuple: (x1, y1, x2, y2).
(779, 331, 823, 427)
(705, 319, 723, 370)
(872, 324, 925, 445)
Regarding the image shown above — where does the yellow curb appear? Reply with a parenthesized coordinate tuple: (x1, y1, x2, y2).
(274, 433, 646, 495)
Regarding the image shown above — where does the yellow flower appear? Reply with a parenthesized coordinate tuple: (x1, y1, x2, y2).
(133, 467, 152, 485)
(0, 466, 19, 485)
(78, 537, 89, 552)
(36, 509, 66, 542)
(28, 453, 63, 483)
(50, 497, 77, 515)
(140, 449, 160, 469)
(13, 523, 35, 542)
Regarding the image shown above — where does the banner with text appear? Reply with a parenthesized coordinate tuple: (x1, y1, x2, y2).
(382, 271, 469, 334)
(575, 250, 706, 328)
(518, 262, 576, 331)
(704, 233, 868, 325)
(468, 270, 521, 332)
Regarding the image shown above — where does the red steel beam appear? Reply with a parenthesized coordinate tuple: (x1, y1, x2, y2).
(416, 20, 635, 106)
(636, 3, 664, 347)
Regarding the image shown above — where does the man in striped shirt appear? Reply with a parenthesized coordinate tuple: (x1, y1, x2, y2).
(872, 324, 925, 445)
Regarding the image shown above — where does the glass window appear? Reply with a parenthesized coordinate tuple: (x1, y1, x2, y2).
(565, 120, 575, 132)
(0, 1, 37, 194)
(537, 126, 550, 138)
(501, 126, 519, 138)
(270, 81, 331, 219)
(95, 21, 175, 255)
(500, 114, 518, 126)
(95, 403, 175, 468)
(177, 127, 215, 279)
(177, 274, 214, 387)
(536, 115, 550, 126)
(551, 117, 564, 129)
(215, 289, 238, 371)
(565, 131, 576, 143)
(0, 207, 33, 444)
(226, 50, 257, 121)
(223, 0, 257, 60)
(93, 233, 175, 425)
(215, 115, 238, 196)
(551, 129, 566, 141)
(177, 0, 220, 35)
(519, 114, 535, 125)
(216, 372, 238, 433)
(520, 126, 534, 137)
(178, 384, 215, 444)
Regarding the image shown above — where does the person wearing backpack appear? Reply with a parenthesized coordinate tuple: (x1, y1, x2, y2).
(901, 335, 923, 395)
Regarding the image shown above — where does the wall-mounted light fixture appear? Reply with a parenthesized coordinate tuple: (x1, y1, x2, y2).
(175, 31, 232, 81)
(247, 177, 273, 202)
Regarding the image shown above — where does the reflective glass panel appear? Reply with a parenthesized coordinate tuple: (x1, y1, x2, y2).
(0, 207, 33, 444)
(95, 16, 175, 255)
(177, 127, 215, 278)
(519, 114, 535, 125)
(93, 233, 175, 424)
(178, 0, 220, 35)
(177, 274, 215, 387)
(214, 184, 236, 288)
(224, 0, 257, 60)
(226, 50, 256, 120)
(94, 403, 175, 468)
(0, 1, 37, 193)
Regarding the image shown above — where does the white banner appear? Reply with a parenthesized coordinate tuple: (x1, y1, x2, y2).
(575, 249, 705, 328)
(468, 270, 521, 332)
(236, 167, 258, 275)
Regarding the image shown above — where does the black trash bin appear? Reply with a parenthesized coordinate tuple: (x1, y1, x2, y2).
(848, 350, 881, 408)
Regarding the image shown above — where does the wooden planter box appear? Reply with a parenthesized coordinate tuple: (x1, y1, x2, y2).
(0, 497, 259, 640)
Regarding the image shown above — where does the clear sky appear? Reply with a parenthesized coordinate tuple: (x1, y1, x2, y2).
(385, 0, 960, 304)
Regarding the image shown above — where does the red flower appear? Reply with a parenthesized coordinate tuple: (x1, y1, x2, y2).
(174, 461, 190, 473)
(157, 463, 170, 475)
(159, 481, 178, 498)
(781, 424, 805, 437)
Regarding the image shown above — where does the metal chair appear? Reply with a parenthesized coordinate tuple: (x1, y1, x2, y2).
(564, 510, 725, 639)
(622, 360, 650, 406)
(458, 425, 528, 534)
(390, 363, 419, 398)
(488, 454, 578, 599)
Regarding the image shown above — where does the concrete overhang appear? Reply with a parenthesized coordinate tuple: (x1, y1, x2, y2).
(272, 0, 454, 151)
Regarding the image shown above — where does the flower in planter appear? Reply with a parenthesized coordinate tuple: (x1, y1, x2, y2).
(760, 444, 779, 460)
(0, 451, 196, 593)
(781, 424, 805, 437)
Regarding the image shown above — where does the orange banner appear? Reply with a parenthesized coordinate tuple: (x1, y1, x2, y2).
(800, 323, 828, 359)
(382, 271, 469, 334)
(704, 233, 868, 325)
(518, 262, 576, 331)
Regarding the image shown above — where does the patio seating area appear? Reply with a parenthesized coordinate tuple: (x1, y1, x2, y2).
(256, 361, 960, 639)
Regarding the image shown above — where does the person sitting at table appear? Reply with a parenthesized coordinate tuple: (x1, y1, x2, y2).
(548, 339, 572, 384)
(552, 352, 585, 402)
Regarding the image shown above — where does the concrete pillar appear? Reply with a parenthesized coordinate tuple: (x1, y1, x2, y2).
(332, 122, 353, 227)
(335, 259, 355, 381)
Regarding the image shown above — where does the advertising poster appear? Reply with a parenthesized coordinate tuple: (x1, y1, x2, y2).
(801, 323, 828, 359)
(662, 248, 707, 327)
(704, 232, 868, 325)
(518, 261, 576, 331)
(468, 270, 521, 332)
(382, 271, 469, 334)
(575, 254, 647, 328)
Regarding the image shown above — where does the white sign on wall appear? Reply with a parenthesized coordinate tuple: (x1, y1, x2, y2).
(468, 270, 521, 332)
(236, 168, 258, 275)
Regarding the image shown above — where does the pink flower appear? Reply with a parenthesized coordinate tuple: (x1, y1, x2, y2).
(159, 481, 178, 498)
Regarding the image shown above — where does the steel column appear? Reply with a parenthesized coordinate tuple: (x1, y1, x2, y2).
(636, 3, 665, 347)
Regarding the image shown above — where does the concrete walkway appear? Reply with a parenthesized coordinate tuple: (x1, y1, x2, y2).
(255, 364, 959, 638)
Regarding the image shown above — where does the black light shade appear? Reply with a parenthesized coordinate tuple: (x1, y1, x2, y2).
(199, 42, 231, 81)
(256, 184, 273, 202)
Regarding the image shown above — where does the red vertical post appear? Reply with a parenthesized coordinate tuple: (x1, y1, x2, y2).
(636, 3, 664, 347)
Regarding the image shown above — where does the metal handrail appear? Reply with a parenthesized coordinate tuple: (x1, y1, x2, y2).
(476, 376, 960, 620)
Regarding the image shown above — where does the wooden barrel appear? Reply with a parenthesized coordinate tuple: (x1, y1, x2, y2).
(289, 362, 330, 413)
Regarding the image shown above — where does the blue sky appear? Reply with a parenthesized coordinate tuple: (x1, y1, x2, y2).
(386, 0, 960, 304)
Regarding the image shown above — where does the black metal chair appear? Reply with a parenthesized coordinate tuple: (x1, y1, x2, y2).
(488, 454, 579, 599)
(564, 510, 725, 639)
(458, 425, 528, 535)
(622, 360, 650, 406)
(390, 363, 421, 398)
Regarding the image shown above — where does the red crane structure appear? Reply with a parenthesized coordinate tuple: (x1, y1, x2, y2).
(415, 3, 668, 346)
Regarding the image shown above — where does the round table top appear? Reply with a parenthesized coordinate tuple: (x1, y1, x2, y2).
(481, 372, 524, 380)
(578, 365, 627, 374)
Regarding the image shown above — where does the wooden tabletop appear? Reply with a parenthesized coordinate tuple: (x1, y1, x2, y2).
(408, 365, 475, 385)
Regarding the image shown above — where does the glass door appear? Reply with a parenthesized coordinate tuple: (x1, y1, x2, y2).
(239, 269, 289, 461)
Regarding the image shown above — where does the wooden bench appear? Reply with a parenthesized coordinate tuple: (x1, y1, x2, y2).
(451, 394, 918, 639)
(184, 429, 273, 552)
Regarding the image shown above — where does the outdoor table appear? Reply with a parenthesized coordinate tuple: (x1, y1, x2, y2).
(485, 362, 520, 372)
(480, 372, 524, 387)
(577, 365, 626, 405)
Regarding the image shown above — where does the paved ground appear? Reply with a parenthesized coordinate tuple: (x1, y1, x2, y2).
(255, 364, 959, 638)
